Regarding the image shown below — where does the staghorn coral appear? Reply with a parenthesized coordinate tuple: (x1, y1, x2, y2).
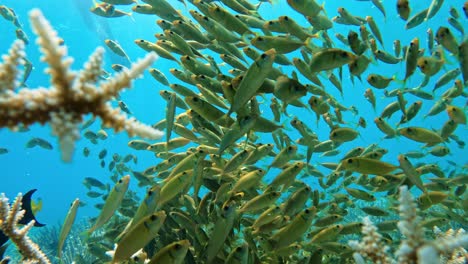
(0, 9, 163, 162)
(0, 193, 50, 264)
(348, 216, 394, 264)
(350, 186, 468, 264)
(418, 227, 468, 264)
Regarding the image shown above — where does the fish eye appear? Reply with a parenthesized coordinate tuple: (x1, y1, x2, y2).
(268, 21, 274, 25)
(236, 246, 243, 252)
(223, 205, 229, 211)
(203, 16, 209, 21)
(133, 256, 139, 261)
(138, 39, 144, 43)
(284, 16, 289, 21)
(406, 128, 412, 132)
(118, 179, 122, 183)
(340, 52, 348, 57)
(347, 159, 353, 164)
(150, 214, 157, 221)
(261, 53, 267, 59)
(305, 209, 310, 214)
(192, 97, 199, 102)
(175, 243, 182, 250)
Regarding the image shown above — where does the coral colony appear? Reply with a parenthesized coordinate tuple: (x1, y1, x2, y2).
(0, 9, 163, 163)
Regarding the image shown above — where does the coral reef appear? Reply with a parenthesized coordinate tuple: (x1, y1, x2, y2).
(349, 186, 468, 264)
(0, 9, 163, 162)
(0, 193, 50, 264)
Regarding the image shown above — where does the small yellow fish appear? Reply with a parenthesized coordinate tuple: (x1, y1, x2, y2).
(374, 117, 397, 138)
(417, 56, 444, 76)
(339, 157, 398, 175)
(345, 187, 376, 201)
(367, 74, 395, 89)
(446, 105, 467, 124)
(112, 211, 167, 263)
(287, 0, 324, 17)
(88, 175, 130, 235)
(398, 126, 444, 144)
(309, 48, 357, 72)
(229, 48, 276, 115)
(398, 154, 426, 192)
(148, 240, 190, 264)
(404, 38, 419, 81)
(329, 127, 359, 143)
(270, 206, 317, 249)
(435, 27, 459, 55)
(309, 224, 343, 244)
(104, 39, 130, 61)
(406, 9, 430, 30)
(57, 199, 80, 258)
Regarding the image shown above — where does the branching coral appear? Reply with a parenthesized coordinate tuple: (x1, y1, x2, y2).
(350, 186, 468, 264)
(0, 193, 50, 264)
(0, 9, 163, 162)
(348, 216, 394, 264)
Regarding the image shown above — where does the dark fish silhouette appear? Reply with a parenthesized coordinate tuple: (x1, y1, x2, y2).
(0, 189, 45, 258)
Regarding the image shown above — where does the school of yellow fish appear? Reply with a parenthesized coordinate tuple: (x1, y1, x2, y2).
(1, 0, 468, 263)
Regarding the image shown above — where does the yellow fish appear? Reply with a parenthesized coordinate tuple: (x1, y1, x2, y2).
(88, 175, 130, 235)
(339, 157, 398, 175)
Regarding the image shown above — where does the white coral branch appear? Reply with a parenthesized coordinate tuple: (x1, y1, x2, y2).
(0, 193, 51, 264)
(0, 9, 163, 162)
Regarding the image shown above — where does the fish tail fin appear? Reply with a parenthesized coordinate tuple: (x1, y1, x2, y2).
(320, 2, 327, 17)
(241, 31, 257, 44)
(126, 11, 135, 22)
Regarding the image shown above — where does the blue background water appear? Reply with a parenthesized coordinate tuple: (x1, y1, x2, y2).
(0, 0, 466, 231)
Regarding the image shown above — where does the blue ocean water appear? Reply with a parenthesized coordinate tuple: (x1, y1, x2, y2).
(0, 0, 466, 260)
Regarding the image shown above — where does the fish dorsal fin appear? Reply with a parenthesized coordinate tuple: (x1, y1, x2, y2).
(20, 189, 45, 227)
